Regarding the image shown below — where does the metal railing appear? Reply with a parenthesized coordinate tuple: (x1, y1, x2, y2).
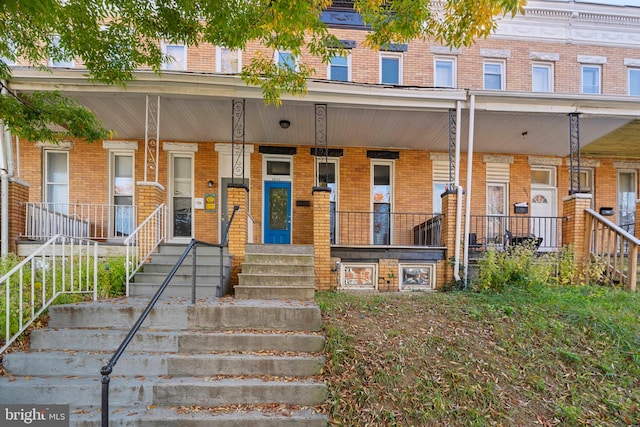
(24, 202, 137, 241)
(585, 209, 638, 291)
(1, 235, 98, 354)
(334, 211, 442, 246)
(468, 215, 567, 252)
(124, 204, 166, 296)
(100, 205, 239, 426)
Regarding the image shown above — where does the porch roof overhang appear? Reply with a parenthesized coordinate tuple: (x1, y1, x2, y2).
(7, 68, 640, 158)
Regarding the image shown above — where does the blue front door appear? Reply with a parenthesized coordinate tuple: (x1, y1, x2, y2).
(264, 181, 291, 244)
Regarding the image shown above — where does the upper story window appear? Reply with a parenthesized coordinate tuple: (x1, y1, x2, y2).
(434, 57, 456, 88)
(216, 47, 241, 73)
(1, 40, 16, 66)
(532, 62, 553, 92)
(483, 60, 504, 90)
(581, 65, 601, 94)
(162, 43, 186, 71)
(275, 50, 297, 71)
(380, 53, 402, 85)
(629, 68, 640, 96)
(49, 35, 74, 68)
(328, 55, 350, 82)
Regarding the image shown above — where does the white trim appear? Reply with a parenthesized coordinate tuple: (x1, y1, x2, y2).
(215, 46, 242, 73)
(532, 62, 554, 93)
(379, 52, 403, 85)
(161, 41, 187, 71)
(43, 150, 69, 206)
(263, 155, 293, 182)
(37, 140, 73, 150)
(430, 46, 461, 55)
(103, 140, 138, 150)
(370, 159, 395, 244)
(581, 64, 602, 94)
(399, 263, 436, 291)
(529, 52, 560, 62)
(531, 165, 557, 187)
(163, 142, 198, 152)
(483, 60, 505, 91)
(168, 152, 195, 241)
(434, 56, 457, 88)
(108, 150, 136, 238)
(327, 53, 351, 82)
(529, 156, 562, 166)
(274, 49, 298, 71)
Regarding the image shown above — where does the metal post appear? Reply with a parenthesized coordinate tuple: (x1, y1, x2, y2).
(191, 242, 196, 304)
(100, 367, 111, 426)
(448, 108, 456, 187)
(569, 112, 581, 195)
(314, 104, 328, 188)
(231, 99, 246, 185)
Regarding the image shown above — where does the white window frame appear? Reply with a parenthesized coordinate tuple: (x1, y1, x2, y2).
(483, 60, 505, 90)
(44, 150, 69, 213)
(531, 166, 557, 187)
(399, 263, 436, 291)
(215, 46, 242, 73)
(316, 157, 340, 244)
(109, 150, 136, 238)
(1, 40, 16, 66)
(49, 35, 74, 68)
(581, 64, 601, 94)
(379, 52, 403, 85)
(161, 42, 187, 71)
(434, 56, 456, 88)
(274, 49, 298, 71)
(263, 155, 293, 182)
(371, 159, 395, 244)
(532, 62, 554, 93)
(327, 54, 351, 82)
(617, 169, 637, 227)
(628, 68, 640, 96)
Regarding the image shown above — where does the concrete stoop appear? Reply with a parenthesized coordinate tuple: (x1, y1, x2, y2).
(0, 297, 328, 426)
(131, 244, 233, 298)
(235, 244, 316, 300)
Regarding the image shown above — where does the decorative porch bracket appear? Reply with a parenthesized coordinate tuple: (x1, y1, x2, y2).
(569, 112, 581, 195)
(448, 108, 456, 187)
(314, 104, 328, 187)
(144, 95, 160, 183)
(231, 99, 246, 185)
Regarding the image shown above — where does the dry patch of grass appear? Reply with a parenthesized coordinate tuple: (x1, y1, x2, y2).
(317, 286, 640, 426)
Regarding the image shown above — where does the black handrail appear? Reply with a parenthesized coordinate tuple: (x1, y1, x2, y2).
(100, 205, 239, 426)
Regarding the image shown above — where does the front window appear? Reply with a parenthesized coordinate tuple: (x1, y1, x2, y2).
(216, 47, 241, 73)
(618, 171, 636, 229)
(45, 151, 69, 213)
(275, 50, 297, 71)
(532, 63, 553, 92)
(380, 54, 402, 85)
(629, 68, 640, 96)
(162, 43, 186, 71)
(582, 65, 601, 94)
(111, 153, 135, 237)
(484, 61, 504, 90)
(487, 182, 507, 243)
(329, 55, 349, 82)
(49, 35, 74, 68)
(433, 182, 447, 214)
(434, 57, 456, 88)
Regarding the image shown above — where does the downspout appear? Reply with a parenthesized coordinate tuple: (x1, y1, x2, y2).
(453, 100, 463, 282)
(462, 94, 476, 286)
(0, 80, 10, 256)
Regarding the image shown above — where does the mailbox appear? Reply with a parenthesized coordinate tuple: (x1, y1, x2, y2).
(599, 207, 614, 216)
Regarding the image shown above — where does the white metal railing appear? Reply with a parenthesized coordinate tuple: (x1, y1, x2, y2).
(585, 209, 638, 291)
(124, 204, 167, 295)
(24, 202, 137, 241)
(1, 235, 98, 354)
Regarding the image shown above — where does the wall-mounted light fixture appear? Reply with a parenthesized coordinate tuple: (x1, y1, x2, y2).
(279, 119, 291, 129)
(207, 180, 214, 188)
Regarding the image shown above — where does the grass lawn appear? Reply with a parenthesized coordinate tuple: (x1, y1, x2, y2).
(317, 285, 640, 426)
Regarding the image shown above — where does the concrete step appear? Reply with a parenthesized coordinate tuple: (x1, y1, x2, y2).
(30, 329, 324, 353)
(141, 263, 228, 275)
(235, 286, 316, 300)
(156, 244, 229, 256)
(71, 406, 327, 427)
(47, 299, 322, 332)
(245, 244, 313, 255)
(238, 274, 315, 287)
(0, 377, 326, 407)
(132, 272, 225, 285)
(244, 254, 313, 266)
(3, 351, 324, 377)
(240, 263, 314, 275)
(146, 253, 231, 267)
(130, 283, 223, 299)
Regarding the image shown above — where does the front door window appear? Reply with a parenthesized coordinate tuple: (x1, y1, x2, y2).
(172, 155, 193, 238)
(263, 157, 292, 244)
(618, 171, 636, 230)
(372, 162, 393, 245)
(112, 153, 134, 237)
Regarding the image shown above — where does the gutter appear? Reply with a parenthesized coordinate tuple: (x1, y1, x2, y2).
(453, 100, 463, 282)
(462, 94, 476, 286)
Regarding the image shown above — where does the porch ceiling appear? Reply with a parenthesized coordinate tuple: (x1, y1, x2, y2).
(8, 69, 640, 158)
